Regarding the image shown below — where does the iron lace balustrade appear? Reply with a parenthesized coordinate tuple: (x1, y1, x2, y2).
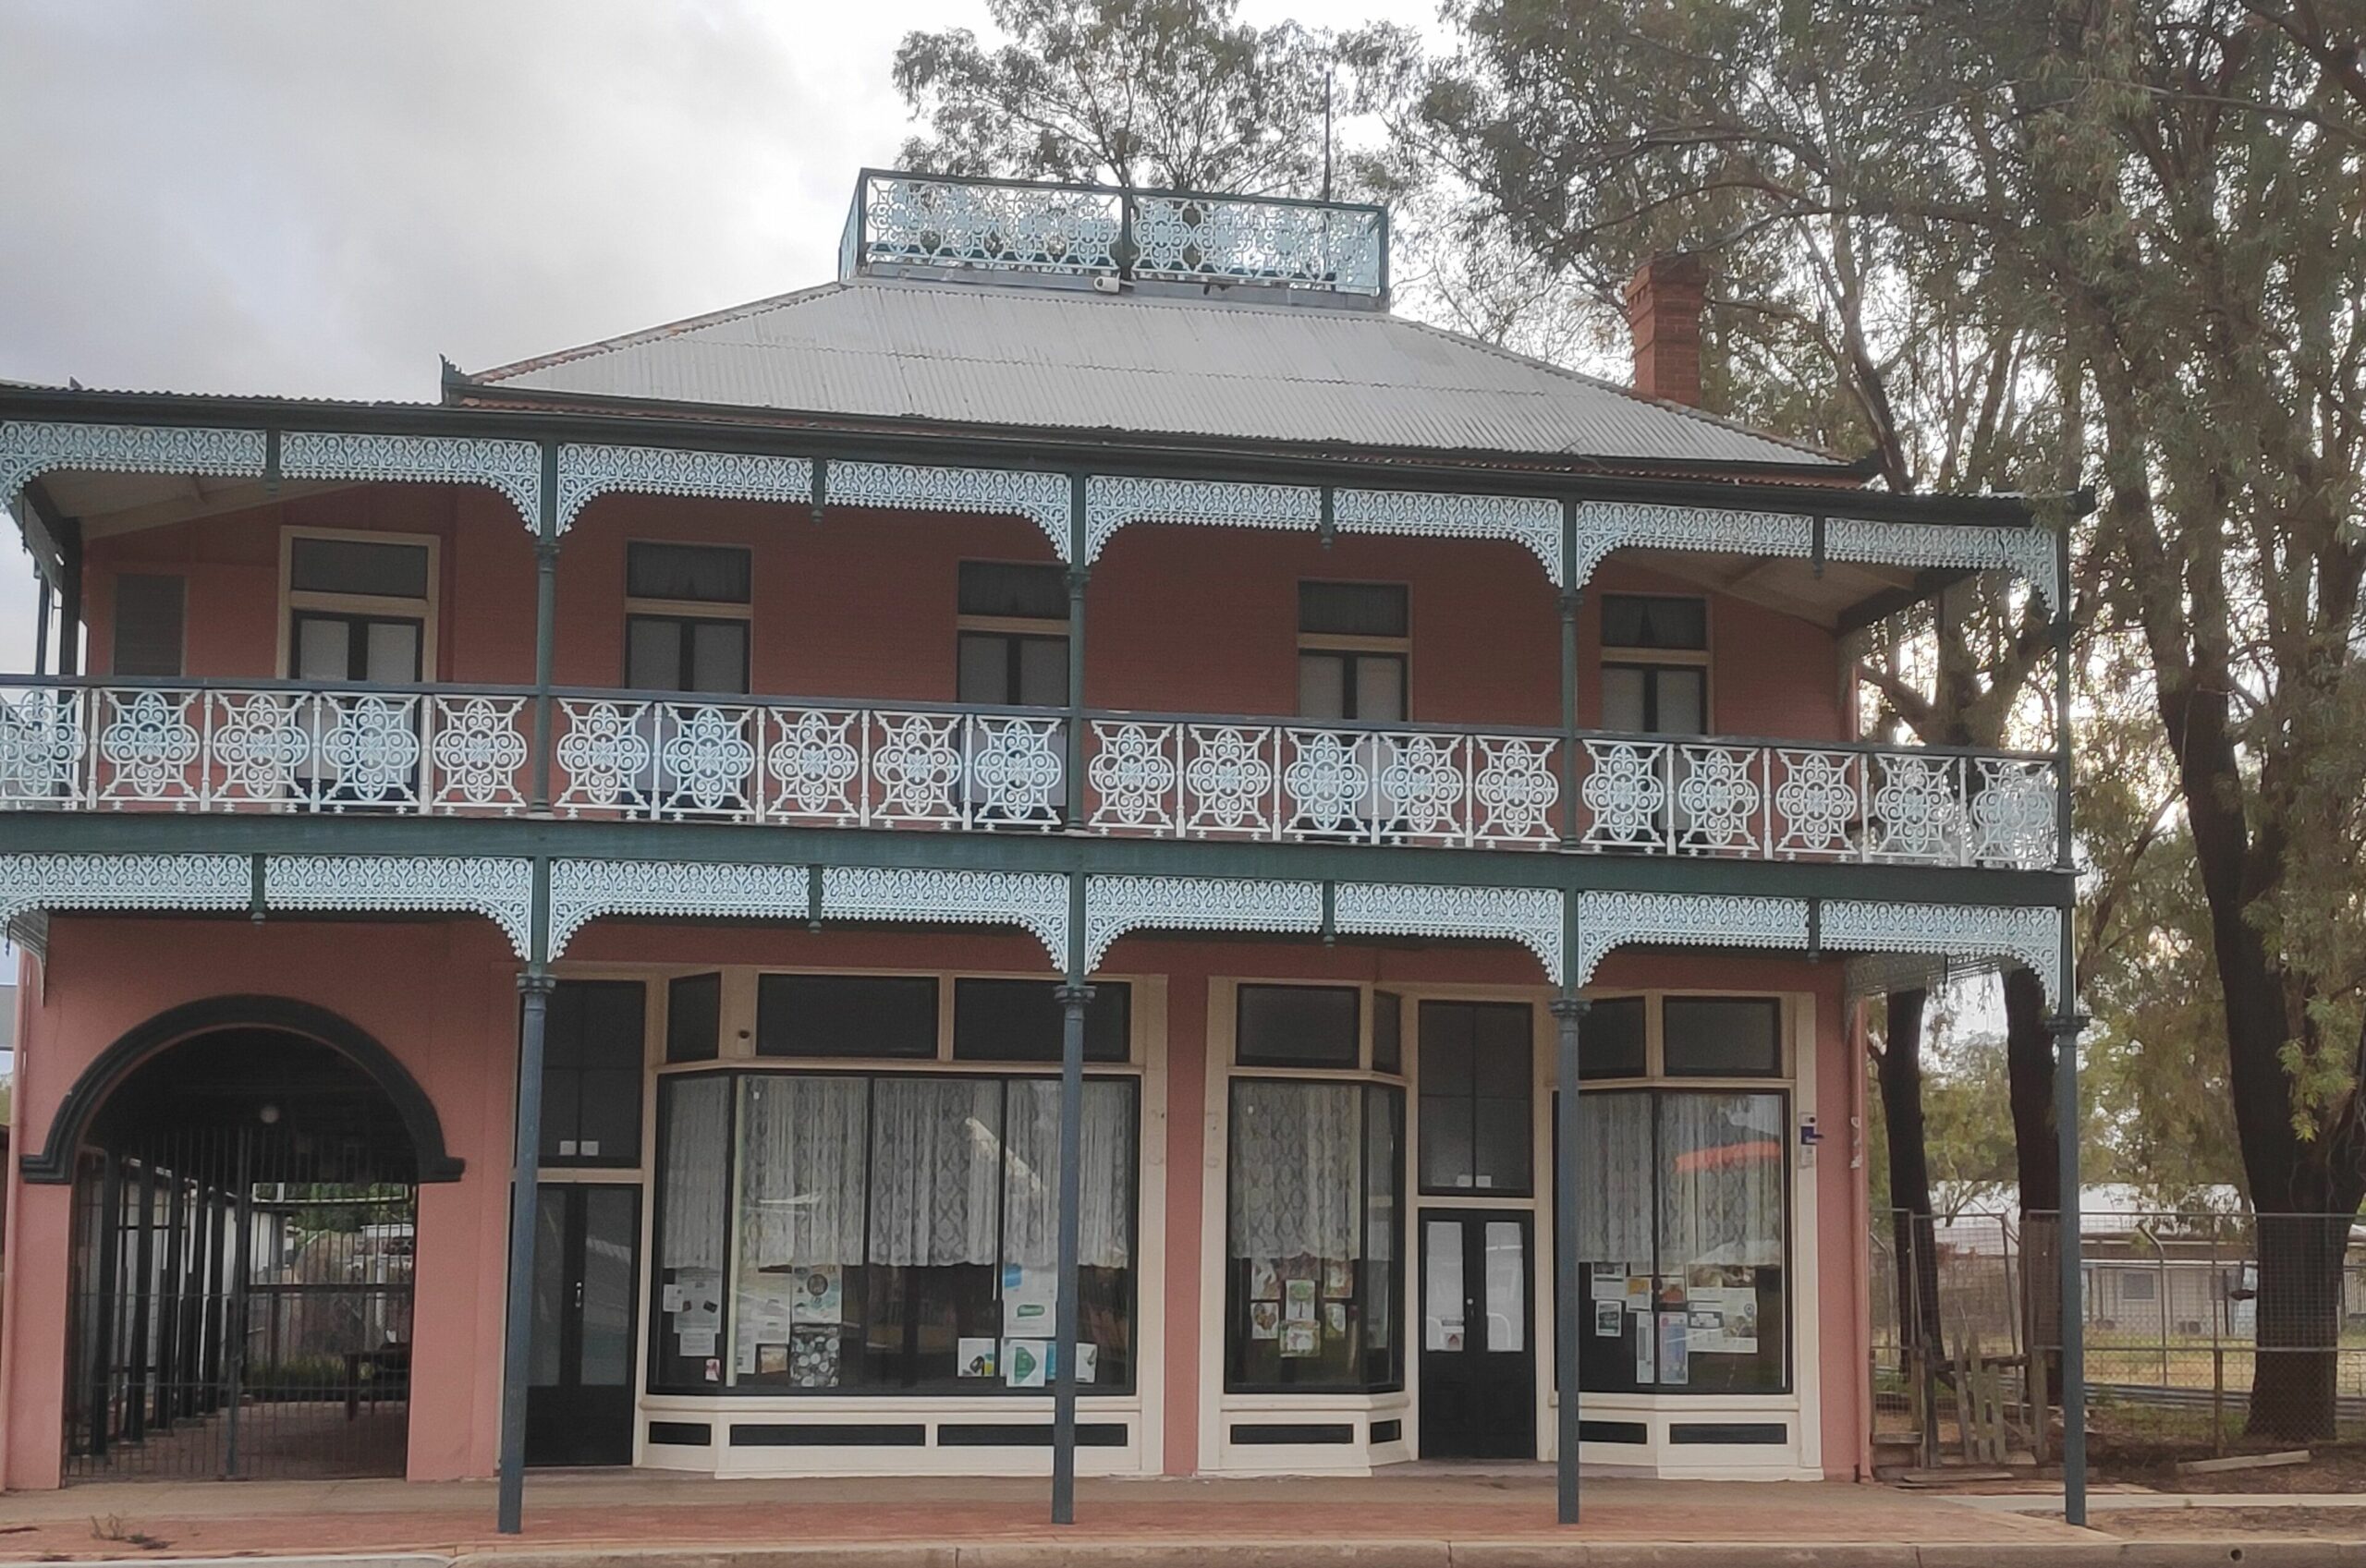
(842, 170, 1389, 300)
(0, 678, 2058, 869)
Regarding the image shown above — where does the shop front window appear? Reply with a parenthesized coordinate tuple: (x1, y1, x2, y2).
(1224, 1079, 1404, 1391)
(650, 1070, 1136, 1395)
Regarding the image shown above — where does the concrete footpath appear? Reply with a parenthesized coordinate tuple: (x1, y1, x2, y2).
(3, 1471, 2360, 1567)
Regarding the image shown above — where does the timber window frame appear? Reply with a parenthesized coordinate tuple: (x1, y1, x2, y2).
(277, 527, 440, 683)
(624, 541, 753, 696)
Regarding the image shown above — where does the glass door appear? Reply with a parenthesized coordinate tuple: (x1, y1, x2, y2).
(526, 1184, 640, 1466)
(1418, 1209, 1534, 1458)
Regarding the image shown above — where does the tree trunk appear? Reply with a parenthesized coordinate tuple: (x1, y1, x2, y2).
(2246, 1209, 2351, 1440)
(2003, 965, 2061, 1407)
(1877, 988, 1945, 1363)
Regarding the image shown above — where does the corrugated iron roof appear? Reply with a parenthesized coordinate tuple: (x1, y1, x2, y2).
(465, 276, 1839, 469)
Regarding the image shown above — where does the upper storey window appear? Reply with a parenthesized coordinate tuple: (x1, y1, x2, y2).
(956, 561, 1068, 707)
(283, 530, 434, 683)
(626, 541, 750, 695)
(1600, 593, 1707, 736)
(1298, 581, 1408, 723)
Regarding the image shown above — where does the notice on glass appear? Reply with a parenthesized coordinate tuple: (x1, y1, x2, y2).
(1004, 1338, 1050, 1389)
(1004, 1264, 1058, 1337)
(1593, 1299, 1623, 1338)
(1250, 1258, 1281, 1301)
(1590, 1271, 1627, 1305)
(1322, 1258, 1353, 1297)
(793, 1266, 843, 1327)
(1633, 1315, 1653, 1383)
(1281, 1322, 1319, 1357)
(1285, 1278, 1317, 1323)
(1624, 1276, 1651, 1310)
(677, 1327, 717, 1358)
(958, 1338, 998, 1379)
(1250, 1300, 1281, 1339)
(1657, 1312, 1689, 1386)
(673, 1267, 722, 1332)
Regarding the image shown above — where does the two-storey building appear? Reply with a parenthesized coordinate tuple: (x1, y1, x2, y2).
(0, 173, 2084, 1523)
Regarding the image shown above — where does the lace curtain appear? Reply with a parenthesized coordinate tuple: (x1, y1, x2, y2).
(1574, 1091, 1654, 1266)
(868, 1076, 1003, 1267)
(1229, 1079, 1361, 1259)
(736, 1075, 869, 1270)
(1001, 1078, 1134, 1270)
(1659, 1091, 1786, 1270)
(661, 1077, 731, 1270)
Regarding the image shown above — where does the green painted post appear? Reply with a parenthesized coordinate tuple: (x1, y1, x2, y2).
(1559, 501, 1581, 846)
(530, 443, 560, 812)
(1066, 475, 1088, 828)
(1051, 871, 1092, 1525)
(496, 857, 555, 1534)
(1553, 885, 1586, 1523)
(2048, 522, 2088, 1527)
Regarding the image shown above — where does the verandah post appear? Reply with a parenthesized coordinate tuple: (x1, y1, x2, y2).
(1552, 882, 1586, 1525)
(1065, 471, 1088, 829)
(2047, 520, 2088, 1528)
(1051, 871, 1093, 1524)
(529, 443, 560, 812)
(1558, 501, 1581, 846)
(497, 857, 555, 1535)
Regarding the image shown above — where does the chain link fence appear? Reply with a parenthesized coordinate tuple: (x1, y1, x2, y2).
(1872, 1208, 2366, 1468)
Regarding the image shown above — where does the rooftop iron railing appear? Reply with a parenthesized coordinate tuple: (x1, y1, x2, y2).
(0, 677, 2059, 869)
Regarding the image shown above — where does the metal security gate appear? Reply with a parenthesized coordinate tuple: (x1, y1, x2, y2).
(64, 1027, 424, 1482)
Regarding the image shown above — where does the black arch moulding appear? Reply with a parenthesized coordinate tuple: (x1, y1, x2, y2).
(18, 993, 467, 1185)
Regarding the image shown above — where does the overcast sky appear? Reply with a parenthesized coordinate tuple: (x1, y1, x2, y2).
(0, 0, 1451, 671)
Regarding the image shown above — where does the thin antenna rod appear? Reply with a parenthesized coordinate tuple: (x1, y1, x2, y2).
(1322, 61, 1335, 202)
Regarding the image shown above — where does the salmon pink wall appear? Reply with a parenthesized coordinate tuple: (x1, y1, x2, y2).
(0, 917, 523, 1489)
(80, 492, 1843, 741)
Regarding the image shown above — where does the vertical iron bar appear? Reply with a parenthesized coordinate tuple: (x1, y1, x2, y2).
(226, 1129, 253, 1478)
(1558, 502, 1580, 848)
(1066, 474, 1088, 828)
(530, 442, 560, 812)
(497, 857, 555, 1534)
(127, 1160, 156, 1442)
(91, 1155, 122, 1460)
(57, 529, 81, 677)
(157, 1170, 186, 1428)
(2048, 520, 2086, 1526)
(1051, 871, 1092, 1525)
(32, 577, 51, 676)
(1552, 963, 1588, 1525)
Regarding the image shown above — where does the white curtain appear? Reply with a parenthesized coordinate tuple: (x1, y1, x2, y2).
(736, 1076, 869, 1270)
(1658, 1091, 1786, 1270)
(1001, 1078, 1134, 1270)
(868, 1076, 1002, 1267)
(1228, 1079, 1360, 1259)
(660, 1076, 731, 1270)
(1574, 1091, 1654, 1266)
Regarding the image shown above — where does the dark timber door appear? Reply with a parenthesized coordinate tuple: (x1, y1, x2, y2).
(526, 1185, 640, 1466)
(1419, 1209, 1535, 1459)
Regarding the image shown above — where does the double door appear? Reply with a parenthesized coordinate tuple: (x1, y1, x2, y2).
(1419, 1209, 1535, 1459)
(526, 1184, 640, 1467)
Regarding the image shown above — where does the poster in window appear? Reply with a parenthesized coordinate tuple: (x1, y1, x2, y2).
(756, 1343, 789, 1376)
(1250, 1300, 1281, 1339)
(1004, 1263, 1058, 1337)
(677, 1327, 717, 1358)
(1285, 1278, 1317, 1323)
(1657, 1312, 1689, 1386)
(957, 1338, 998, 1379)
(1004, 1338, 1050, 1389)
(1249, 1258, 1281, 1302)
(790, 1327, 840, 1389)
(793, 1266, 842, 1326)
(674, 1266, 723, 1331)
(1322, 1258, 1352, 1297)
(1686, 1306, 1728, 1354)
(1323, 1300, 1348, 1337)
(1281, 1321, 1318, 1357)
(1593, 1300, 1623, 1338)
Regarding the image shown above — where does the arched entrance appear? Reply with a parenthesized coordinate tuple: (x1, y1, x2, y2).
(58, 1002, 451, 1482)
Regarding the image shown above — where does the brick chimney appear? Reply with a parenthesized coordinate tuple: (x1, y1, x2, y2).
(1625, 252, 1709, 407)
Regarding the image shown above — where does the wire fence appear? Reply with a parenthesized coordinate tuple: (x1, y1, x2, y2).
(1872, 1208, 2366, 1467)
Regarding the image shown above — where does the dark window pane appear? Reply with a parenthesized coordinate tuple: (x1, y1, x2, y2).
(1419, 1092, 1474, 1192)
(628, 541, 750, 603)
(1016, 638, 1068, 706)
(957, 632, 1010, 704)
(1299, 581, 1408, 638)
(1578, 997, 1648, 1080)
(1372, 991, 1402, 1075)
(1471, 1006, 1532, 1096)
(579, 1067, 643, 1163)
(627, 616, 685, 690)
(958, 560, 1067, 620)
(1352, 654, 1406, 723)
(1601, 665, 1647, 732)
(952, 978, 1129, 1062)
(667, 973, 723, 1064)
(1419, 1003, 1531, 1197)
(1236, 984, 1360, 1067)
(542, 981, 644, 1166)
(688, 618, 750, 694)
(1656, 668, 1706, 735)
(290, 536, 430, 598)
(757, 974, 939, 1058)
(1298, 651, 1348, 719)
(1601, 594, 1706, 650)
(112, 574, 184, 677)
(1473, 1097, 1531, 1193)
(1663, 998, 1782, 1077)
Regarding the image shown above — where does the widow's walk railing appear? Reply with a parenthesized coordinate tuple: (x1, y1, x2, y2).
(0, 678, 2059, 869)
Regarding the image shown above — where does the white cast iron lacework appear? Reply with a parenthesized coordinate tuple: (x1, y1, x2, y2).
(0, 686, 82, 804)
(1970, 756, 2059, 870)
(0, 422, 266, 501)
(1821, 900, 2064, 1007)
(1569, 502, 1815, 590)
(830, 461, 1071, 559)
(1334, 491, 1563, 582)
(0, 853, 250, 927)
(1333, 883, 1563, 985)
(548, 858, 811, 954)
(1571, 890, 1811, 988)
(556, 444, 813, 530)
(1083, 475, 1321, 562)
(1086, 722, 1181, 833)
(859, 175, 1122, 276)
(1825, 517, 2061, 616)
(822, 866, 1068, 966)
(1082, 875, 1322, 970)
(279, 432, 542, 528)
(263, 855, 535, 958)
(1130, 194, 1384, 295)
